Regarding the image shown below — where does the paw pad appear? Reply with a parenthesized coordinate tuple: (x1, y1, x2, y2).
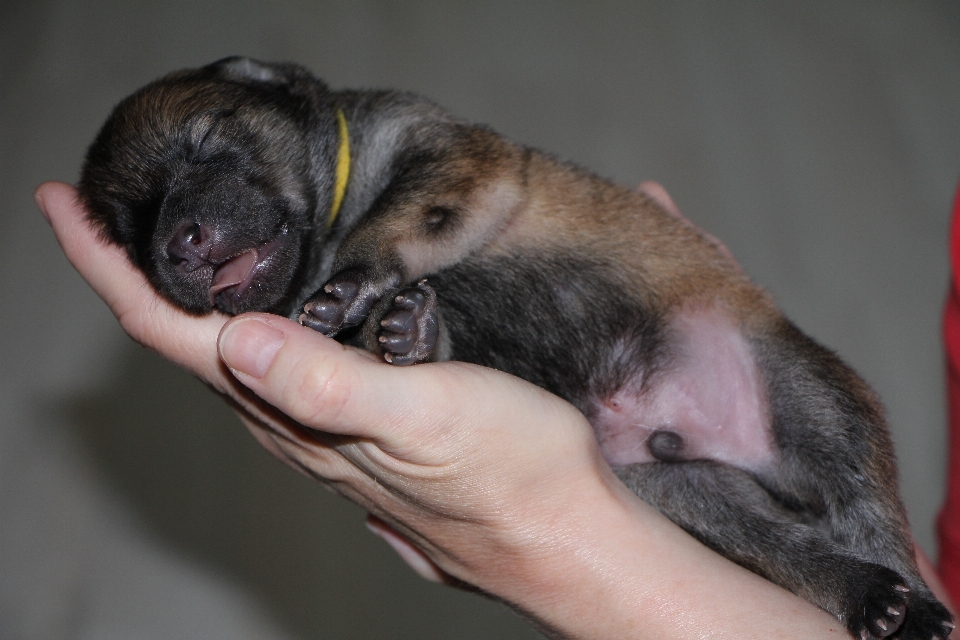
(300, 269, 378, 336)
(378, 280, 439, 366)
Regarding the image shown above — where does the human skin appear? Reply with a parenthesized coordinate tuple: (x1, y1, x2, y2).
(38, 179, 850, 639)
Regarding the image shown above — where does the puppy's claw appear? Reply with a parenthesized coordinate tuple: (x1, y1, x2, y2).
(843, 564, 908, 639)
(889, 592, 953, 640)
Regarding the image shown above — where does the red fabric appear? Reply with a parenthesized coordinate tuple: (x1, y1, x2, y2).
(937, 180, 960, 605)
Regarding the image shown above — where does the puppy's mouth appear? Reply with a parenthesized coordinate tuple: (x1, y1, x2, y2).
(209, 237, 286, 314)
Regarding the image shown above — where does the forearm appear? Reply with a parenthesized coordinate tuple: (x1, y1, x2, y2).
(482, 467, 843, 640)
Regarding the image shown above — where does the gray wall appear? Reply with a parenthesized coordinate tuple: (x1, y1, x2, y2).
(2, 2, 959, 638)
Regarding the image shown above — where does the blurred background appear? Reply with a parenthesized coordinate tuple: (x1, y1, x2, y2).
(2, 2, 959, 638)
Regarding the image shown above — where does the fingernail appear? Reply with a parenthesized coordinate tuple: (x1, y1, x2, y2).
(365, 515, 445, 583)
(365, 518, 383, 537)
(219, 317, 285, 379)
(34, 188, 50, 224)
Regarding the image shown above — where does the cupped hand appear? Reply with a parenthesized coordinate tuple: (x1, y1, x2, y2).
(36, 180, 631, 628)
(213, 310, 613, 588)
(38, 180, 844, 639)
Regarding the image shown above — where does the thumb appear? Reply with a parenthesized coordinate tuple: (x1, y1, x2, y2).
(217, 313, 471, 452)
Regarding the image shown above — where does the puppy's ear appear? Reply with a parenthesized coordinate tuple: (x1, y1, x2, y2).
(209, 56, 283, 84)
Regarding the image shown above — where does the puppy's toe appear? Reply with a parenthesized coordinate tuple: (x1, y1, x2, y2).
(895, 593, 953, 640)
(377, 282, 439, 366)
(301, 269, 377, 336)
(842, 565, 908, 640)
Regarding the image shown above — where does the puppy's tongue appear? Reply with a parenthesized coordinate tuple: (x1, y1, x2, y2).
(209, 249, 258, 305)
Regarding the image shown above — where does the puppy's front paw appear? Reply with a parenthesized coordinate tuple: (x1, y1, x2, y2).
(300, 268, 380, 336)
(895, 593, 953, 640)
(842, 564, 908, 639)
(377, 280, 439, 366)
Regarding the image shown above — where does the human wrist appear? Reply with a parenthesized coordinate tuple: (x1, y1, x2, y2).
(458, 460, 650, 638)
(470, 463, 842, 640)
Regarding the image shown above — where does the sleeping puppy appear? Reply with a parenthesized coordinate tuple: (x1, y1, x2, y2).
(78, 57, 952, 639)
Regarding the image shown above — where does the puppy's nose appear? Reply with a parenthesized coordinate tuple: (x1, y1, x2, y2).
(166, 221, 212, 271)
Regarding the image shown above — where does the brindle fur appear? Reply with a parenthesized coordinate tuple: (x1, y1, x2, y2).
(79, 57, 952, 639)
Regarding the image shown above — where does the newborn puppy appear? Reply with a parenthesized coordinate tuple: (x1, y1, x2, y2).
(79, 57, 951, 639)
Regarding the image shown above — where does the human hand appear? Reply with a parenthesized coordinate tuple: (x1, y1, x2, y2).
(35, 180, 635, 631)
(38, 180, 844, 639)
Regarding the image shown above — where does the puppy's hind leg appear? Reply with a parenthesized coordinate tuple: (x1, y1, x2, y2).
(616, 461, 912, 639)
(754, 320, 954, 639)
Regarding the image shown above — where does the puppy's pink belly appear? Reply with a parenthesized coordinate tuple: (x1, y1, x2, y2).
(592, 307, 776, 473)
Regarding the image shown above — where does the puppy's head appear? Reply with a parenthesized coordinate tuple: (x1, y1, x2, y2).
(79, 57, 337, 316)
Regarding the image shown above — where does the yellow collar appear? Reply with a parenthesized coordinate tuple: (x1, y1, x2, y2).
(328, 108, 350, 227)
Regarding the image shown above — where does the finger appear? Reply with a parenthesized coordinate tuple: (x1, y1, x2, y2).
(218, 313, 509, 453)
(237, 413, 294, 463)
(233, 368, 412, 488)
(637, 180, 739, 268)
(365, 514, 448, 583)
(637, 180, 683, 219)
(255, 414, 372, 485)
(36, 180, 228, 382)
